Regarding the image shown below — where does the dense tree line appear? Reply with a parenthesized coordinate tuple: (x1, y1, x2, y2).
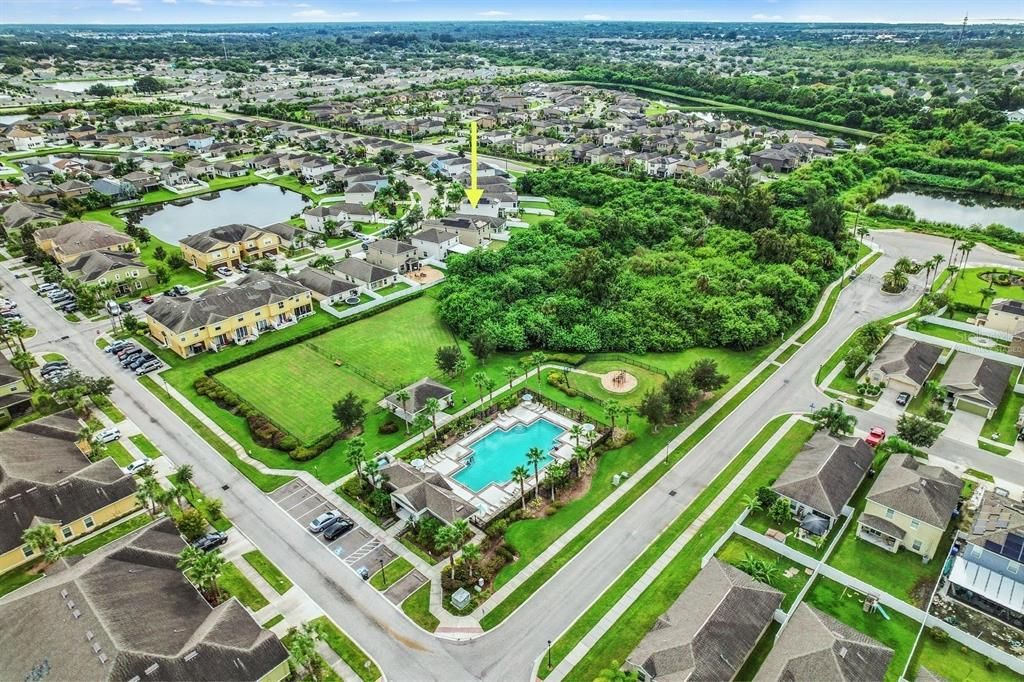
(438, 167, 849, 354)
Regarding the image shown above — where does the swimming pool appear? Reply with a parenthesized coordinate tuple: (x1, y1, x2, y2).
(452, 419, 565, 492)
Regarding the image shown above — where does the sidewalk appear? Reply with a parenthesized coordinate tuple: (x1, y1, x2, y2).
(543, 414, 806, 680)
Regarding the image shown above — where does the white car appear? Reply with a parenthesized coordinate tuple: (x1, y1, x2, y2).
(308, 510, 342, 533)
(124, 459, 149, 475)
(94, 427, 122, 444)
(216, 266, 233, 278)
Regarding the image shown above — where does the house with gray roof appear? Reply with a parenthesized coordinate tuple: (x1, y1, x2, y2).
(754, 604, 893, 682)
(62, 249, 152, 294)
(333, 257, 398, 293)
(948, 491, 1024, 627)
(771, 432, 874, 543)
(366, 238, 419, 273)
(865, 336, 942, 398)
(384, 378, 455, 423)
(856, 454, 961, 560)
(411, 227, 460, 261)
(379, 459, 476, 526)
(941, 352, 1013, 418)
(0, 410, 138, 574)
(0, 353, 31, 422)
(0, 201, 62, 239)
(0, 518, 289, 682)
(627, 558, 783, 681)
(290, 266, 357, 304)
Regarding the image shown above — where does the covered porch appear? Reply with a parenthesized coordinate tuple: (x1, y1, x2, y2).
(857, 513, 905, 553)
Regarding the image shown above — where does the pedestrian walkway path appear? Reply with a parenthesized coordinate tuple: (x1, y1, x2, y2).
(543, 414, 806, 680)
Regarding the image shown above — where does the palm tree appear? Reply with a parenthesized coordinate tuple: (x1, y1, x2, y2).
(5, 320, 29, 352)
(434, 524, 462, 580)
(136, 476, 162, 514)
(947, 229, 963, 269)
(694, 272, 710, 293)
(530, 351, 547, 384)
(346, 437, 366, 483)
(192, 551, 226, 602)
(881, 267, 908, 293)
(173, 464, 194, 497)
(22, 525, 64, 566)
(286, 622, 325, 682)
(572, 445, 589, 477)
(604, 400, 622, 431)
(10, 351, 37, 389)
(811, 402, 857, 436)
(928, 254, 945, 286)
(894, 256, 914, 273)
(569, 424, 583, 449)
(423, 397, 441, 440)
(472, 371, 489, 409)
(959, 240, 976, 270)
(412, 414, 431, 439)
(948, 265, 960, 288)
(395, 389, 411, 433)
(526, 447, 544, 499)
(503, 366, 518, 391)
(363, 456, 381, 490)
(741, 494, 762, 512)
(461, 543, 481, 579)
(856, 226, 870, 244)
(511, 464, 530, 510)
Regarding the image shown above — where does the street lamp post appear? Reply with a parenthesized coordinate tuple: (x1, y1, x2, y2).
(380, 557, 387, 587)
(547, 640, 552, 670)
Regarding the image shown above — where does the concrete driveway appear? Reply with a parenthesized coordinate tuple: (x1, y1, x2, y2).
(871, 386, 909, 420)
(945, 409, 986, 445)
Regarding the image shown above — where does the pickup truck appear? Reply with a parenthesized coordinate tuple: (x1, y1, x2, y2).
(865, 426, 886, 447)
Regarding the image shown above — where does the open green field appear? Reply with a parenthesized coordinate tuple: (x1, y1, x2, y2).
(910, 631, 1019, 682)
(948, 267, 1024, 312)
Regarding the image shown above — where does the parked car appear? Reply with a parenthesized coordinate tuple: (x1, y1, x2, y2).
(323, 517, 355, 541)
(173, 285, 190, 296)
(865, 426, 886, 447)
(105, 340, 130, 354)
(216, 266, 233, 277)
(162, 289, 179, 298)
(124, 459, 150, 475)
(119, 351, 145, 367)
(192, 531, 228, 552)
(115, 345, 139, 360)
(895, 391, 911, 406)
(119, 302, 132, 312)
(126, 353, 154, 370)
(136, 360, 162, 375)
(41, 368, 69, 381)
(41, 360, 68, 373)
(141, 295, 154, 304)
(238, 263, 251, 273)
(308, 510, 343, 533)
(94, 427, 121, 444)
(58, 302, 78, 313)
(37, 283, 57, 294)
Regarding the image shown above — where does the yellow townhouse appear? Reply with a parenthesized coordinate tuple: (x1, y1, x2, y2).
(146, 271, 315, 358)
(0, 409, 139, 575)
(179, 223, 283, 273)
(33, 220, 136, 264)
(856, 453, 962, 561)
(0, 353, 32, 423)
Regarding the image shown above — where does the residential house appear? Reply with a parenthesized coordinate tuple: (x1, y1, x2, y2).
(62, 249, 152, 295)
(941, 352, 1013, 418)
(865, 336, 943, 399)
(750, 147, 801, 173)
(34, 221, 135, 264)
(121, 170, 160, 194)
(300, 156, 334, 182)
(771, 432, 874, 543)
(426, 214, 505, 247)
(261, 221, 301, 248)
(754, 604, 894, 682)
(179, 223, 282, 272)
(0, 410, 138, 575)
(91, 177, 135, 201)
(213, 161, 247, 178)
(0, 518, 290, 682)
(290, 267, 358, 305)
(333, 258, 398, 293)
(15, 182, 58, 203)
(366, 238, 419, 274)
(980, 298, 1024, 335)
(0, 353, 31, 422)
(0, 201, 63, 238)
(411, 228, 461, 261)
(160, 165, 189, 187)
(345, 182, 377, 205)
(378, 459, 476, 525)
(184, 158, 214, 179)
(54, 179, 92, 199)
(185, 133, 214, 150)
(302, 203, 372, 232)
(627, 559, 783, 682)
(949, 491, 1024, 628)
(146, 272, 315, 358)
(6, 127, 45, 151)
(856, 454, 961, 560)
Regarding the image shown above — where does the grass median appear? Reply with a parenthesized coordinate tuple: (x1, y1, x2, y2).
(479, 362, 781, 630)
(243, 550, 293, 595)
(311, 615, 383, 682)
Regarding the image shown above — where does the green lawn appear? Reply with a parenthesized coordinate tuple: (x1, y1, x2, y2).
(310, 616, 382, 682)
(104, 440, 135, 467)
(742, 506, 835, 560)
(242, 550, 293, 595)
(91, 394, 126, 423)
(569, 359, 666, 407)
(0, 561, 43, 597)
(982, 369, 1024, 443)
(42, 352, 65, 362)
(910, 631, 1019, 682)
(65, 513, 153, 557)
(376, 282, 411, 296)
(128, 433, 161, 459)
(947, 267, 1024, 313)
(803, 577, 922, 682)
(282, 627, 342, 682)
(262, 614, 284, 629)
(558, 417, 817, 680)
(715, 535, 811, 609)
(369, 557, 413, 590)
(913, 321, 1009, 350)
(978, 440, 1012, 456)
(219, 562, 269, 611)
(401, 583, 439, 632)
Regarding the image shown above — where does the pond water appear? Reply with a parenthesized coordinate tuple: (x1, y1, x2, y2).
(46, 79, 135, 93)
(128, 184, 309, 243)
(877, 188, 1024, 232)
(0, 114, 27, 125)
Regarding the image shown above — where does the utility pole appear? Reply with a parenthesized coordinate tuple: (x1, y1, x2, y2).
(954, 13, 968, 52)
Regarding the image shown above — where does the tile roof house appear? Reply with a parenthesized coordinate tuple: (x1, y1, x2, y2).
(0, 410, 139, 574)
(379, 460, 476, 525)
(411, 228, 460, 261)
(33, 221, 135, 264)
(0, 518, 290, 682)
(754, 603, 893, 682)
(856, 454, 961, 560)
(627, 558, 783, 681)
(949, 491, 1024, 626)
(941, 352, 1013, 418)
(772, 432, 874, 542)
(865, 336, 943, 397)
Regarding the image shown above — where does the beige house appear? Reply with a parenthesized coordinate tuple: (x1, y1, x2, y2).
(0, 410, 139, 575)
(980, 298, 1024, 334)
(179, 223, 282, 272)
(865, 336, 942, 398)
(62, 249, 153, 295)
(856, 454, 961, 561)
(146, 272, 314, 358)
(366, 238, 419, 273)
(333, 258, 398, 293)
(0, 354, 31, 422)
(941, 352, 1013, 418)
(33, 221, 136, 264)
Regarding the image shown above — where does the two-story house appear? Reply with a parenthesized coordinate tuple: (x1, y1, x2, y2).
(365, 238, 419, 274)
(179, 223, 282, 272)
(0, 353, 31, 423)
(33, 221, 136, 264)
(61, 249, 153, 295)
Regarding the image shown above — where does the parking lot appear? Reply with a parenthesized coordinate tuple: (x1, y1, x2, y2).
(270, 479, 395, 576)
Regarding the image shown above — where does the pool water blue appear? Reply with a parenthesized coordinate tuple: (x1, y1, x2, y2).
(452, 419, 565, 492)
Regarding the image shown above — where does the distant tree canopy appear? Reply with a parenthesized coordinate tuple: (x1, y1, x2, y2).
(438, 167, 849, 354)
(133, 75, 165, 93)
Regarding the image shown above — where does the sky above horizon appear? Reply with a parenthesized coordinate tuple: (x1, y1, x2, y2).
(1, 0, 1022, 27)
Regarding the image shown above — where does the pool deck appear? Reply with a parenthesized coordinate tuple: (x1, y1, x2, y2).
(419, 404, 583, 518)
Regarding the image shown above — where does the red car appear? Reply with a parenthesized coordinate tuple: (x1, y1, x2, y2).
(865, 427, 886, 447)
(141, 295, 154, 304)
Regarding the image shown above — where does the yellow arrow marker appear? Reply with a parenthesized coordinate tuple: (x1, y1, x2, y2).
(464, 120, 484, 208)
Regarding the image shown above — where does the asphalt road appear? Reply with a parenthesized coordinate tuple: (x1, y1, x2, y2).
(3, 228, 1023, 681)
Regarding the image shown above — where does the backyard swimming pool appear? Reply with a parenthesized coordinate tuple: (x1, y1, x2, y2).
(452, 419, 564, 492)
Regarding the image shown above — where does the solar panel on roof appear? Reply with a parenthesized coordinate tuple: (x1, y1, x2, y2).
(985, 540, 1002, 552)
(1007, 532, 1024, 545)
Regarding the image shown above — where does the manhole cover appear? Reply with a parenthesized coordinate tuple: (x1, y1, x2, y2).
(668, 490, 677, 497)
